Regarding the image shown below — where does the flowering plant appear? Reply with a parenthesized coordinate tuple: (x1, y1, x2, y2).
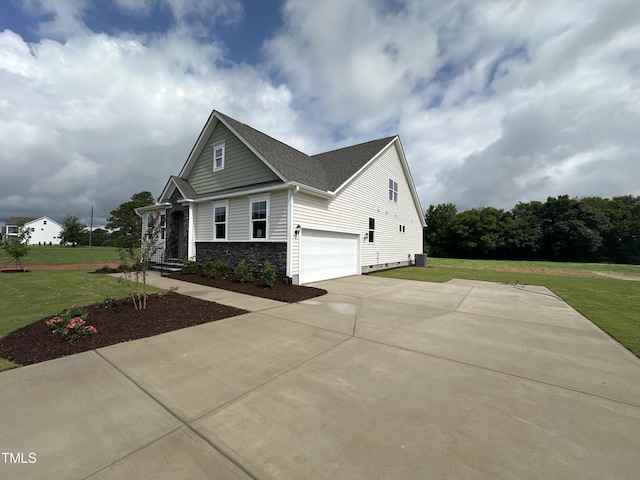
(101, 296, 119, 308)
(157, 285, 179, 298)
(45, 304, 98, 341)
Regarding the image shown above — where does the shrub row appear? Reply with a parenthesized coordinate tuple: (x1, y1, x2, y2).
(194, 259, 277, 287)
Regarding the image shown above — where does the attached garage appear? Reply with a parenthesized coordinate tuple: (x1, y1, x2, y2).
(299, 229, 359, 284)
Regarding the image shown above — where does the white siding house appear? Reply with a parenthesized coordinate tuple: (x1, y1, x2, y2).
(2, 216, 62, 244)
(137, 110, 425, 284)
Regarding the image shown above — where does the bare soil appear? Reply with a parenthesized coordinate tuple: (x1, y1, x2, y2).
(1, 262, 121, 271)
(438, 264, 640, 281)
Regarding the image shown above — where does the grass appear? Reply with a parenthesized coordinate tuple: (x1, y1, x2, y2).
(0, 245, 121, 267)
(374, 258, 640, 357)
(0, 269, 157, 371)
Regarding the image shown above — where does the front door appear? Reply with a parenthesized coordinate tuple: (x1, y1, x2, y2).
(168, 211, 185, 259)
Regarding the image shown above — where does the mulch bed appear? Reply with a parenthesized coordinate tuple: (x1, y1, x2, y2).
(0, 294, 248, 367)
(165, 271, 327, 303)
(0, 268, 327, 368)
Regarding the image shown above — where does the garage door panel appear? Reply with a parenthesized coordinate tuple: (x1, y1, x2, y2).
(300, 230, 359, 284)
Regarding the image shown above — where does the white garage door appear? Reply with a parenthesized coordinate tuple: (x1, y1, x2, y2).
(299, 229, 359, 284)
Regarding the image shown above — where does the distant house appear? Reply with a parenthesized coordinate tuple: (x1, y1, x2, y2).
(137, 110, 425, 284)
(1, 216, 62, 245)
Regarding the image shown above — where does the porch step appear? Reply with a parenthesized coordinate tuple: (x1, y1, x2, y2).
(150, 258, 184, 273)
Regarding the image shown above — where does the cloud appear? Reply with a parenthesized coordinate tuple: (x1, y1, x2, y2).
(21, 0, 90, 38)
(1, 0, 639, 229)
(0, 25, 301, 225)
(267, 0, 640, 210)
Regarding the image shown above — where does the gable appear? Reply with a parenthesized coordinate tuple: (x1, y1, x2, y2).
(331, 139, 425, 226)
(185, 121, 281, 195)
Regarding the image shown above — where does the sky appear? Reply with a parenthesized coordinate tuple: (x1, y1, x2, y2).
(1, 0, 639, 228)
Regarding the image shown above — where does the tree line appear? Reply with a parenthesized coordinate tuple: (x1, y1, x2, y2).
(59, 192, 155, 248)
(424, 195, 640, 264)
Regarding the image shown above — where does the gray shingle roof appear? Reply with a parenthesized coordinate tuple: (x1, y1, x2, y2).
(4, 216, 36, 225)
(169, 176, 198, 199)
(216, 111, 396, 192)
(312, 137, 396, 191)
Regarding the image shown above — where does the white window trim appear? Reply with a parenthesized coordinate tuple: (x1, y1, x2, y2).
(213, 201, 229, 241)
(389, 178, 398, 202)
(249, 194, 270, 241)
(213, 143, 225, 172)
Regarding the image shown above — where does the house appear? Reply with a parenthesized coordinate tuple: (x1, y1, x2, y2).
(137, 111, 425, 284)
(1, 216, 62, 245)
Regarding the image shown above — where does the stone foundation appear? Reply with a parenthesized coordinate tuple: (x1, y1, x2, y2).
(196, 242, 288, 280)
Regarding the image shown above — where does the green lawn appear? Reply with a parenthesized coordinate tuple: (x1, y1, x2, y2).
(374, 258, 640, 358)
(0, 245, 121, 267)
(0, 269, 145, 371)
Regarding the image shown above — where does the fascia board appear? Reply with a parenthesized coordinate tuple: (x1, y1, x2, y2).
(290, 182, 334, 199)
(329, 136, 425, 226)
(215, 115, 289, 183)
(177, 110, 218, 179)
(191, 183, 291, 204)
(134, 203, 171, 217)
(329, 137, 398, 196)
(25, 216, 62, 228)
(159, 177, 191, 203)
(395, 136, 426, 227)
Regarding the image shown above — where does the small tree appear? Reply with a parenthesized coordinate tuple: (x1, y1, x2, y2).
(2, 221, 31, 270)
(107, 191, 155, 251)
(118, 212, 162, 309)
(60, 215, 87, 247)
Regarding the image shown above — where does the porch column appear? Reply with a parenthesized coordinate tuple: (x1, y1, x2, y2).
(187, 203, 195, 260)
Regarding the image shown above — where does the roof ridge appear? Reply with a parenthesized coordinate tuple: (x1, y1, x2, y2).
(209, 110, 394, 192)
(215, 111, 311, 159)
(311, 135, 397, 158)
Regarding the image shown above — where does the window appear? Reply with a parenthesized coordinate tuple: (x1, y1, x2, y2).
(213, 143, 225, 171)
(368, 217, 375, 243)
(389, 178, 398, 202)
(214, 203, 227, 240)
(251, 199, 268, 239)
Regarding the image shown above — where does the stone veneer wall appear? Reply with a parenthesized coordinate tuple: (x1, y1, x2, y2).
(196, 242, 288, 280)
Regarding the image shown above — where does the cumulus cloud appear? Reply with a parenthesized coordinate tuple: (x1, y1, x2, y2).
(266, 0, 640, 210)
(0, 23, 302, 225)
(1, 0, 638, 228)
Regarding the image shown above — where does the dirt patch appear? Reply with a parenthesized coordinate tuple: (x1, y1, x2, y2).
(165, 271, 327, 303)
(439, 264, 640, 281)
(3, 262, 122, 271)
(0, 294, 248, 367)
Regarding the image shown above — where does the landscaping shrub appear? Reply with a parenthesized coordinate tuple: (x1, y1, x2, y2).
(45, 304, 97, 341)
(202, 259, 215, 278)
(260, 261, 276, 287)
(182, 259, 198, 274)
(235, 260, 253, 283)
(211, 260, 230, 280)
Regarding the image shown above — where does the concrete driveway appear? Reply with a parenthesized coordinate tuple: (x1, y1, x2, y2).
(1, 275, 639, 479)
